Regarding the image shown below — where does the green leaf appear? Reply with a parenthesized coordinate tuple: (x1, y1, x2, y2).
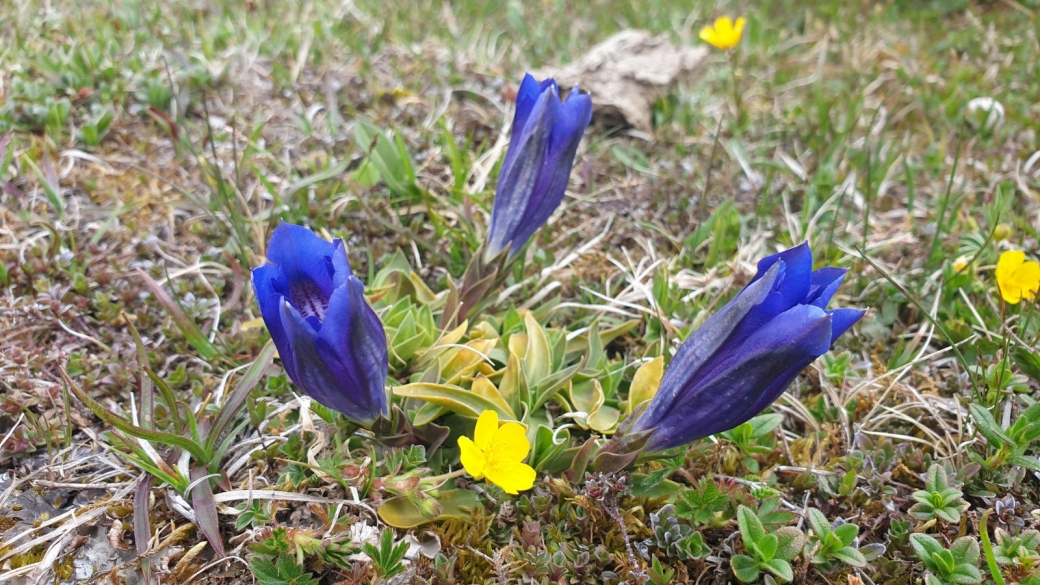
(773, 527, 806, 561)
(522, 312, 551, 384)
(970, 404, 1013, 448)
(205, 342, 275, 453)
(352, 118, 418, 198)
(1007, 454, 1040, 471)
(758, 534, 779, 561)
(627, 357, 663, 414)
(832, 523, 859, 547)
(831, 547, 867, 567)
(911, 534, 946, 564)
(730, 555, 760, 583)
(951, 536, 981, 566)
(763, 558, 794, 583)
(748, 413, 785, 439)
(806, 508, 830, 539)
(737, 505, 767, 549)
(377, 488, 478, 528)
(136, 268, 220, 359)
(393, 383, 515, 420)
(63, 369, 211, 463)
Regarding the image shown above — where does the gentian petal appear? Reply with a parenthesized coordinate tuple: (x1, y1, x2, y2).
(278, 299, 374, 420)
(266, 222, 338, 298)
(828, 308, 865, 344)
(643, 304, 833, 451)
(751, 241, 813, 310)
(505, 88, 592, 256)
(486, 87, 558, 258)
(513, 74, 557, 141)
(807, 267, 847, 308)
(631, 261, 782, 434)
(329, 239, 353, 290)
(314, 275, 389, 421)
(252, 264, 297, 379)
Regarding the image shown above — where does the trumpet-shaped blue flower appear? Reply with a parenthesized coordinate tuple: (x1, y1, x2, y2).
(252, 222, 389, 425)
(631, 243, 864, 451)
(485, 73, 593, 259)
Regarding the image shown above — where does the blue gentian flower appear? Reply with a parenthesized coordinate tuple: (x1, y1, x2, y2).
(485, 73, 593, 259)
(631, 243, 864, 451)
(252, 222, 389, 425)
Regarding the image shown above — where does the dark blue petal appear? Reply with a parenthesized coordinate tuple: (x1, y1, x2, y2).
(487, 86, 559, 258)
(252, 264, 297, 380)
(643, 304, 833, 451)
(329, 239, 353, 290)
(828, 308, 864, 345)
(750, 242, 813, 310)
(513, 74, 557, 139)
(504, 89, 592, 256)
(316, 275, 389, 421)
(632, 261, 783, 434)
(267, 222, 337, 298)
(279, 298, 381, 424)
(807, 267, 847, 308)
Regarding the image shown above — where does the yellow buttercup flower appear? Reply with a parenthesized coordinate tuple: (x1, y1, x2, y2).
(995, 250, 1040, 304)
(700, 16, 746, 50)
(458, 410, 536, 495)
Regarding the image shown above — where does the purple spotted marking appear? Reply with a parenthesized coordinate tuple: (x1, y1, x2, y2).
(289, 279, 329, 321)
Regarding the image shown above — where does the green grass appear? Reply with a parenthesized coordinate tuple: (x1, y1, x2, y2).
(2, 0, 1040, 583)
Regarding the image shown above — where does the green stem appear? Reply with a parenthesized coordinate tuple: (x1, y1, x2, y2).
(728, 50, 744, 127)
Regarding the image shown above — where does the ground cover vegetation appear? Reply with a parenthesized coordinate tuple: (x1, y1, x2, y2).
(2, 0, 1040, 583)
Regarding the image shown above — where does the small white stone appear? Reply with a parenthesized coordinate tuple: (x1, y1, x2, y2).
(965, 97, 1005, 132)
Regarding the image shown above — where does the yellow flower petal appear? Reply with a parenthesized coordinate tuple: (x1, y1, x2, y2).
(487, 421, 530, 463)
(484, 459, 537, 495)
(473, 409, 498, 451)
(701, 15, 745, 49)
(997, 250, 1025, 277)
(1015, 260, 1040, 301)
(457, 436, 486, 480)
(996, 250, 1039, 304)
(699, 26, 719, 46)
(715, 16, 735, 36)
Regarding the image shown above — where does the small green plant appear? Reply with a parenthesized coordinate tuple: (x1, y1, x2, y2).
(909, 463, 970, 524)
(647, 555, 675, 585)
(731, 504, 805, 583)
(644, 504, 711, 560)
(720, 413, 783, 472)
(251, 556, 320, 585)
(992, 528, 1040, 570)
(889, 519, 912, 549)
(910, 534, 982, 585)
(803, 508, 867, 569)
(674, 477, 729, 526)
(971, 402, 1040, 473)
(362, 529, 410, 582)
(235, 501, 275, 530)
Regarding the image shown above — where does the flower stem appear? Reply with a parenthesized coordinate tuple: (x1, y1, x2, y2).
(425, 468, 467, 489)
(728, 50, 744, 127)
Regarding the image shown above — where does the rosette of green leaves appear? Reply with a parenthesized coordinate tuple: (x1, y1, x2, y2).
(910, 534, 982, 585)
(909, 463, 970, 524)
(394, 307, 637, 474)
(803, 508, 874, 570)
(731, 505, 805, 583)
